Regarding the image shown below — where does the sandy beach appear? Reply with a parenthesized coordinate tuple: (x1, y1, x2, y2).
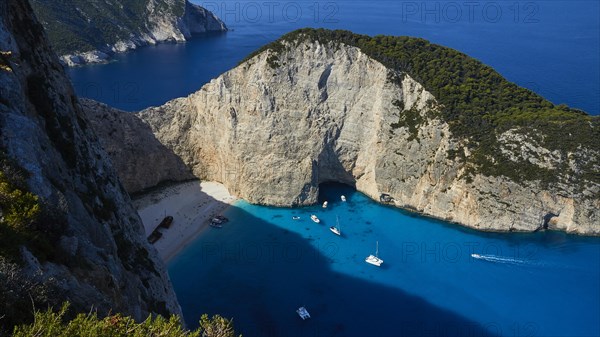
(133, 181, 237, 262)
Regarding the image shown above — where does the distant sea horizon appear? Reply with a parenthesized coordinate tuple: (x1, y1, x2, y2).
(69, 0, 599, 115)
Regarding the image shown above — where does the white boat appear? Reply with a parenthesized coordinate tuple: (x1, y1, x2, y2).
(471, 253, 481, 258)
(365, 241, 383, 266)
(209, 222, 222, 228)
(310, 215, 320, 223)
(292, 216, 301, 220)
(329, 215, 341, 236)
(296, 306, 310, 320)
(322, 201, 328, 208)
(341, 195, 346, 202)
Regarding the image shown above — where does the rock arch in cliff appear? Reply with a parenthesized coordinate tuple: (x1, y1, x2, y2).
(139, 39, 438, 207)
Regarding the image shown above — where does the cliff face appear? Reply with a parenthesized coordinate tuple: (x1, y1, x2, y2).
(0, 0, 181, 325)
(181, 0, 227, 35)
(30, 0, 227, 66)
(80, 99, 194, 194)
(137, 37, 599, 235)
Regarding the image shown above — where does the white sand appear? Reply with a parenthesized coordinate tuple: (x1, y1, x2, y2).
(133, 181, 237, 262)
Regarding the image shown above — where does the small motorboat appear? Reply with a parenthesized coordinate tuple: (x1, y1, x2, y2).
(322, 201, 328, 208)
(471, 253, 481, 259)
(211, 217, 224, 224)
(215, 215, 229, 222)
(341, 195, 346, 202)
(296, 306, 310, 320)
(380, 193, 394, 203)
(310, 215, 320, 223)
(365, 241, 383, 266)
(209, 221, 223, 228)
(292, 216, 301, 220)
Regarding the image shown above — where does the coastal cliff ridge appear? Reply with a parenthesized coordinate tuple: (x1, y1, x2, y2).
(131, 29, 599, 235)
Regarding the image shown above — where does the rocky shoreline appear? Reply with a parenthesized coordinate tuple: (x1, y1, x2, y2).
(39, 0, 228, 67)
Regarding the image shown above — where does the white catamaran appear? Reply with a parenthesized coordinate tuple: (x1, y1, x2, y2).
(365, 241, 383, 266)
(330, 215, 341, 236)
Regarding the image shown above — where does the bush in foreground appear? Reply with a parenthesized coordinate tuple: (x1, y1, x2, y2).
(11, 303, 241, 337)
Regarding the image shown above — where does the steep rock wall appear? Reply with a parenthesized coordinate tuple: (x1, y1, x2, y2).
(80, 99, 194, 194)
(0, 0, 181, 323)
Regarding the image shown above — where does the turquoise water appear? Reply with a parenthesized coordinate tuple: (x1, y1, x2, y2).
(169, 184, 600, 337)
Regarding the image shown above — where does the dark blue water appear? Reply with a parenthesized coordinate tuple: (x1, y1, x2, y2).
(169, 184, 600, 337)
(68, 0, 600, 114)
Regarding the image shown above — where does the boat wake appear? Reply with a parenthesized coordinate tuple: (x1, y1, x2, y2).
(471, 253, 529, 266)
(471, 253, 579, 271)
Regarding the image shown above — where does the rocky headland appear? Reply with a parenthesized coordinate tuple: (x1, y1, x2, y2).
(30, 0, 227, 66)
(124, 29, 598, 235)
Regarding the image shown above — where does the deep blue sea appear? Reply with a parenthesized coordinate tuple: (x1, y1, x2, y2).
(169, 184, 600, 337)
(66, 2, 600, 336)
(68, 0, 600, 115)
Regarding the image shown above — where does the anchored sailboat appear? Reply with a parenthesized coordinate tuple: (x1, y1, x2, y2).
(365, 241, 383, 266)
(330, 215, 341, 236)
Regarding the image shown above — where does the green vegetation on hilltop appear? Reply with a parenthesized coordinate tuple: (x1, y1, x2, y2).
(11, 303, 240, 337)
(244, 29, 599, 188)
(29, 0, 186, 55)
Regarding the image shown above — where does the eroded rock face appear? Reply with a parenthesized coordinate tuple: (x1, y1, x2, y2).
(0, 0, 181, 321)
(137, 39, 599, 235)
(80, 99, 194, 194)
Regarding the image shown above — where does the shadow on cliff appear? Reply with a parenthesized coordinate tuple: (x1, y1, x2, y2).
(316, 146, 357, 188)
(166, 185, 499, 337)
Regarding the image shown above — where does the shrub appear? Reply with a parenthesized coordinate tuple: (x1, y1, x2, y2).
(11, 303, 241, 337)
(0, 154, 62, 262)
(0, 173, 40, 230)
(0, 258, 61, 336)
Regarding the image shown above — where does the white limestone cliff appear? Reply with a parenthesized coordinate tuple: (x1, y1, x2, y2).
(136, 39, 599, 235)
